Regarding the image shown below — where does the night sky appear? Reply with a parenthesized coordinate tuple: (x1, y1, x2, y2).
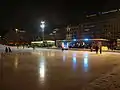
(0, 0, 120, 35)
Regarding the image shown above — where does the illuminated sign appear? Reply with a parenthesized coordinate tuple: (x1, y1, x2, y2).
(102, 9, 117, 14)
(86, 9, 119, 18)
(62, 42, 69, 49)
(86, 14, 97, 17)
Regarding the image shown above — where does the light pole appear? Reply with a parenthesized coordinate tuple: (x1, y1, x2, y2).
(40, 21, 45, 41)
(15, 29, 19, 48)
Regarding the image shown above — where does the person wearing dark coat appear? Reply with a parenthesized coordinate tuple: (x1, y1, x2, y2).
(8, 47, 12, 52)
(99, 46, 102, 54)
(95, 45, 99, 54)
(5, 47, 8, 53)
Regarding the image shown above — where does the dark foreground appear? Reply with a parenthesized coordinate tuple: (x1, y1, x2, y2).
(0, 49, 120, 90)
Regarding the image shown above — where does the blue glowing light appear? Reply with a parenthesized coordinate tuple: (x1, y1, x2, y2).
(72, 53, 77, 71)
(84, 38, 88, 41)
(84, 58, 88, 65)
(73, 57, 77, 63)
(62, 42, 68, 48)
(73, 39, 76, 41)
(72, 56, 77, 71)
(73, 53, 76, 57)
(84, 57, 88, 72)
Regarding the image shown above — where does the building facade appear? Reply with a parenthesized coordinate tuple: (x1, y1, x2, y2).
(50, 9, 120, 42)
(66, 25, 81, 40)
(80, 9, 120, 40)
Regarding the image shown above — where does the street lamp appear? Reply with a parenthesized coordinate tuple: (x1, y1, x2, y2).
(15, 29, 18, 33)
(40, 21, 45, 41)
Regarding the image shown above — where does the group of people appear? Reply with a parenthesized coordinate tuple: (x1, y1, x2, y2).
(5, 47, 12, 53)
(91, 42, 102, 54)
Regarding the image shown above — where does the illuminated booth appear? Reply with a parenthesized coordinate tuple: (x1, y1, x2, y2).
(31, 40, 55, 47)
(56, 39, 109, 50)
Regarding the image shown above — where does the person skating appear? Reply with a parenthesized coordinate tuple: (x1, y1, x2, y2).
(98, 41, 102, 54)
(5, 47, 8, 53)
(100, 46, 102, 54)
(95, 45, 99, 54)
(8, 47, 12, 53)
(90, 43, 94, 52)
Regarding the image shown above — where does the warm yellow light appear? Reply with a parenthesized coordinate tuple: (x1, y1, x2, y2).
(47, 40, 55, 43)
(31, 41, 43, 44)
(102, 46, 108, 51)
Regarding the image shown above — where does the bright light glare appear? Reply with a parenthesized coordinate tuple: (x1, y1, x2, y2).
(15, 56, 19, 69)
(47, 40, 55, 43)
(72, 53, 77, 71)
(73, 57, 77, 63)
(40, 63, 45, 78)
(84, 38, 88, 41)
(41, 21, 45, 24)
(83, 52, 88, 72)
(53, 31, 56, 33)
(73, 39, 76, 41)
(39, 57, 45, 83)
(15, 29, 18, 32)
(84, 58, 88, 65)
(40, 24, 45, 29)
(31, 41, 43, 44)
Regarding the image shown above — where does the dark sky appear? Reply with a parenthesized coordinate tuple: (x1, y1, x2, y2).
(0, 0, 120, 35)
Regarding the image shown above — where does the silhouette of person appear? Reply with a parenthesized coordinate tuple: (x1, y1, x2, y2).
(5, 47, 8, 53)
(95, 45, 99, 54)
(8, 47, 12, 52)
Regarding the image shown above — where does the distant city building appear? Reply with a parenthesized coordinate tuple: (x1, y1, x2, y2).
(81, 9, 120, 40)
(66, 25, 81, 40)
(49, 9, 120, 41)
(4, 29, 33, 45)
(48, 27, 66, 40)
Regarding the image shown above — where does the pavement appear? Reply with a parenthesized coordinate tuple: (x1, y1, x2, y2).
(1, 49, 120, 90)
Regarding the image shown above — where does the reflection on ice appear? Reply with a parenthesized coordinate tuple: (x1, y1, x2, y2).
(83, 52, 88, 72)
(50, 52, 55, 57)
(40, 62, 45, 78)
(72, 53, 77, 71)
(14, 56, 19, 69)
(40, 52, 43, 56)
(47, 52, 50, 56)
(39, 56, 46, 84)
(63, 55, 66, 62)
(84, 52, 88, 58)
(62, 51, 67, 62)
